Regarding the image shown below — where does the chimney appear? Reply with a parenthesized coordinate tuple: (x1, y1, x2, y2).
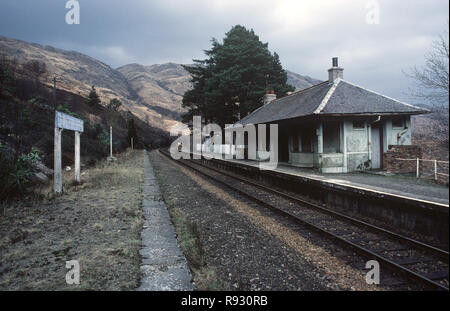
(328, 57, 343, 83)
(263, 90, 276, 105)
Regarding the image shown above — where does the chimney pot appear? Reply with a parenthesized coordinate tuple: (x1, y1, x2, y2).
(328, 57, 343, 83)
(332, 57, 338, 67)
(263, 92, 277, 105)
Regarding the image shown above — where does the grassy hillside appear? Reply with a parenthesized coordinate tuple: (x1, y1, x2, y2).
(117, 63, 322, 127)
(0, 35, 176, 132)
(0, 54, 169, 200)
(1, 35, 323, 134)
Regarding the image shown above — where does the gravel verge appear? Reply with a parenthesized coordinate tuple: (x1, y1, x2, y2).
(150, 150, 394, 291)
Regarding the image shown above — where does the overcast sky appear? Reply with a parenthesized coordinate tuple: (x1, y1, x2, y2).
(0, 0, 448, 104)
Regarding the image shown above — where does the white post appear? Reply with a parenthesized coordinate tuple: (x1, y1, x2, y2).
(54, 127, 63, 194)
(54, 111, 83, 192)
(434, 160, 437, 181)
(416, 158, 420, 178)
(131, 137, 133, 150)
(342, 122, 347, 172)
(317, 123, 323, 169)
(110, 126, 113, 158)
(74, 131, 80, 183)
(368, 124, 372, 163)
(317, 123, 323, 154)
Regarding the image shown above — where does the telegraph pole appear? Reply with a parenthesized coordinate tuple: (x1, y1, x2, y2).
(53, 74, 57, 110)
(110, 126, 113, 158)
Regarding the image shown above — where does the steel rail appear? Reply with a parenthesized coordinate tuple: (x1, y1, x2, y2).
(192, 158, 449, 261)
(158, 150, 449, 291)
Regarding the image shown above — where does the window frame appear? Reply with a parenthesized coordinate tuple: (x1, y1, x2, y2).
(392, 118, 405, 129)
(292, 133, 300, 153)
(301, 132, 312, 153)
(352, 120, 365, 131)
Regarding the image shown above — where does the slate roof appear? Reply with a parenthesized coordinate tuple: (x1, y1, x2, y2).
(236, 79, 428, 126)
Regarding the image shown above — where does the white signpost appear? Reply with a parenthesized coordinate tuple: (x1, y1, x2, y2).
(54, 111, 84, 194)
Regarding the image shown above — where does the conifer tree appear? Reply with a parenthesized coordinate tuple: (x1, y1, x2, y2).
(86, 85, 101, 107)
(182, 25, 294, 127)
(127, 114, 138, 147)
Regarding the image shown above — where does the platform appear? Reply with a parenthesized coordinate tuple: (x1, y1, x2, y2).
(179, 151, 448, 241)
(223, 158, 449, 207)
(138, 152, 194, 291)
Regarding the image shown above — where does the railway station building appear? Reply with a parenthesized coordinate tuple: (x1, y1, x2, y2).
(233, 58, 428, 173)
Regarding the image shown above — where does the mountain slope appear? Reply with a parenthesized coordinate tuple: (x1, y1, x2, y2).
(1, 35, 321, 133)
(117, 62, 322, 124)
(0, 35, 177, 132)
(117, 62, 190, 119)
(0, 35, 135, 101)
(286, 70, 322, 90)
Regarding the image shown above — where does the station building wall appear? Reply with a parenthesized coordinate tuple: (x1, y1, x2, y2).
(286, 115, 412, 173)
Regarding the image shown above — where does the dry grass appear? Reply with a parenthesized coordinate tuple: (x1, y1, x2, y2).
(0, 149, 145, 290)
(161, 185, 228, 291)
(169, 208, 206, 269)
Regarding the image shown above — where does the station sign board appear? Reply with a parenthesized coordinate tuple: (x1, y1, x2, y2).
(55, 111, 84, 132)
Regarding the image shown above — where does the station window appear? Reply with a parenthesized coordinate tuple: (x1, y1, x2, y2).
(352, 121, 365, 130)
(323, 122, 341, 153)
(292, 134, 299, 152)
(301, 133, 312, 152)
(392, 118, 405, 129)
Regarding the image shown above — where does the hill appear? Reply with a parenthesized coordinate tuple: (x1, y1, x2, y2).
(286, 70, 322, 90)
(0, 45, 170, 198)
(117, 62, 190, 121)
(0, 35, 178, 133)
(117, 63, 322, 125)
(1, 35, 321, 133)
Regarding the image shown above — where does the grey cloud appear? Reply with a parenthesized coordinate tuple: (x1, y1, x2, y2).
(0, 0, 448, 104)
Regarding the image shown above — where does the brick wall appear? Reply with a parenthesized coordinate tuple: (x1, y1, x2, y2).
(383, 145, 422, 174)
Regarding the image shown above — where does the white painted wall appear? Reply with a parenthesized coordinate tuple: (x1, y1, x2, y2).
(385, 116, 411, 147)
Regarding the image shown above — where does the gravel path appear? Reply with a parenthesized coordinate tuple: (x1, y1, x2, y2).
(150, 150, 392, 291)
(138, 152, 193, 291)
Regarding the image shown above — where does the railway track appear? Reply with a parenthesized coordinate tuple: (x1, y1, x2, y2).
(159, 150, 449, 290)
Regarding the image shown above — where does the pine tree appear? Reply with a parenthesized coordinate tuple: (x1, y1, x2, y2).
(182, 25, 294, 127)
(86, 85, 101, 107)
(127, 115, 138, 147)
